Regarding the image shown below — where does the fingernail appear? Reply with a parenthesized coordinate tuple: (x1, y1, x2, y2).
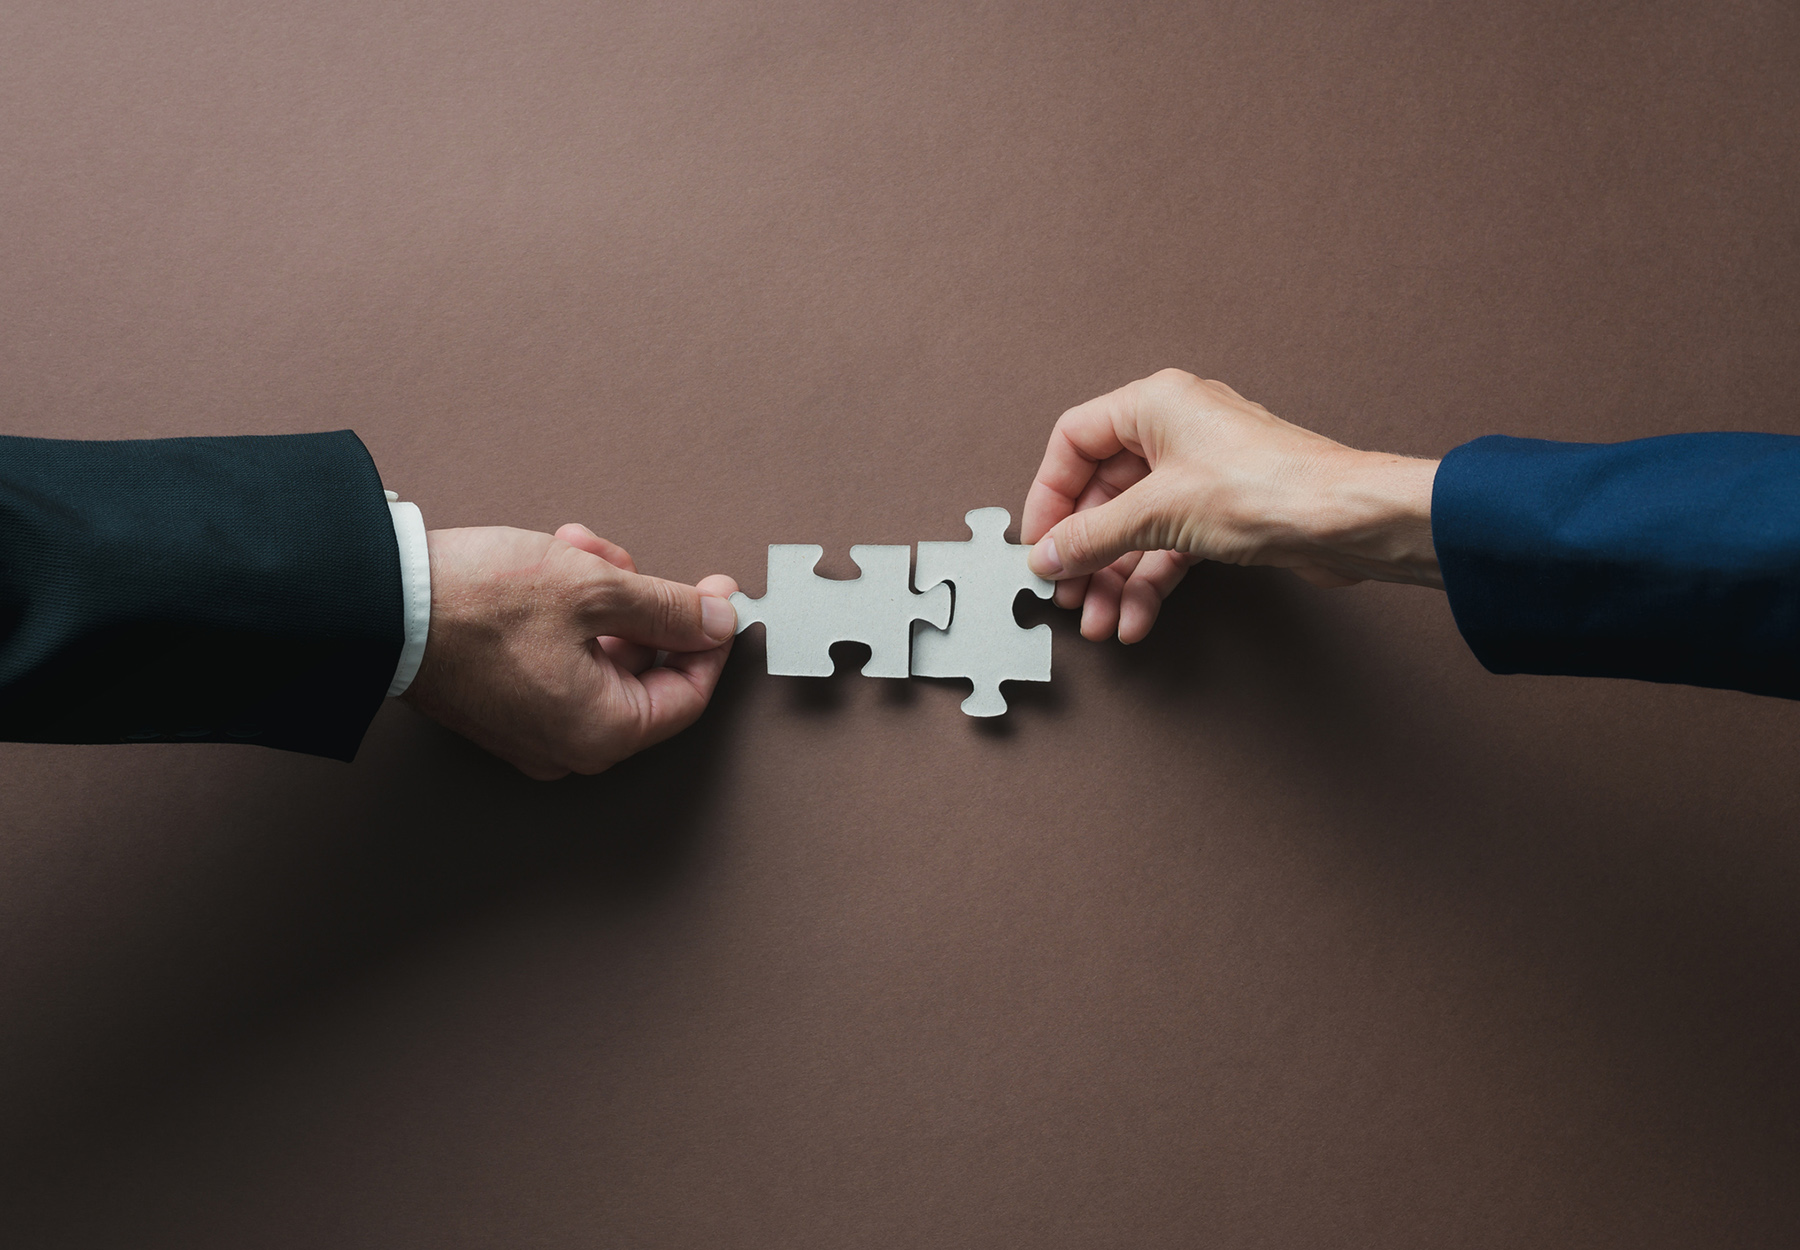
(701, 594, 737, 641)
(1031, 536, 1064, 577)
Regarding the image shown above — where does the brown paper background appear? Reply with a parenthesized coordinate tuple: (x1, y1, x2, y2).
(3, 2, 1799, 1245)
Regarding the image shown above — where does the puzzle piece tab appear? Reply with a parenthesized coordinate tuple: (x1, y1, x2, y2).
(731, 545, 952, 678)
(910, 507, 1053, 716)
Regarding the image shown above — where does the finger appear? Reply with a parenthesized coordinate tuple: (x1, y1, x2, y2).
(1020, 382, 1151, 544)
(1051, 453, 1151, 610)
(627, 575, 738, 737)
(555, 523, 638, 573)
(1029, 477, 1167, 581)
(1077, 450, 1152, 510)
(1053, 574, 1090, 610)
(626, 629, 735, 750)
(1080, 566, 1124, 641)
(1078, 551, 1142, 641)
(577, 561, 738, 651)
(1117, 550, 1192, 644)
(597, 635, 657, 674)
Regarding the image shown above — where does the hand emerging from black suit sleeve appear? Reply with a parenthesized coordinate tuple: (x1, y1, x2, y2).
(402, 524, 738, 780)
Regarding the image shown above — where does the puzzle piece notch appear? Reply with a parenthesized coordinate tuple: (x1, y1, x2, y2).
(731, 544, 952, 679)
(910, 506, 1053, 716)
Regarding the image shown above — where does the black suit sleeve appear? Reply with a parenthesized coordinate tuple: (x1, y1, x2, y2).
(0, 431, 404, 761)
(1432, 433, 1800, 701)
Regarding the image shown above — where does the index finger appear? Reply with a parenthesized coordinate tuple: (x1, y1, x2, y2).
(555, 522, 639, 573)
(1020, 381, 1150, 543)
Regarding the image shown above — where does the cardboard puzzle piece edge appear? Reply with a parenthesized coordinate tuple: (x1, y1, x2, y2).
(730, 543, 952, 679)
(910, 506, 1054, 716)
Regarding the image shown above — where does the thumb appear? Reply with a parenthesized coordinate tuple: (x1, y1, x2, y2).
(1028, 483, 1165, 580)
(577, 561, 739, 651)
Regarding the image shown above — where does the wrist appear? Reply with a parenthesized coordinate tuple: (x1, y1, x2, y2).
(1292, 450, 1442, 588)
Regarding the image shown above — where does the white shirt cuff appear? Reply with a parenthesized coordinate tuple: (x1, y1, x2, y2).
(385, 490, 431, 697)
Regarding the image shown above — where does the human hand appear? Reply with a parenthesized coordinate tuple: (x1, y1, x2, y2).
(1021, 368, 1441, 643)
(401, 524, 738, 779)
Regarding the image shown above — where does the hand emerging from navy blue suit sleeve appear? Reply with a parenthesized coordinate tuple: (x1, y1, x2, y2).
(1020, 368, 1800, 704)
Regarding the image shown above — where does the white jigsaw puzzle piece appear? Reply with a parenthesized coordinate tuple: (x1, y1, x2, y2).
(731, 544, 952, 679)
(910, 507, 1053, 716)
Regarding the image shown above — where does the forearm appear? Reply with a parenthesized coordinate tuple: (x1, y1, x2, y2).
(1269, 450, 1442, 589)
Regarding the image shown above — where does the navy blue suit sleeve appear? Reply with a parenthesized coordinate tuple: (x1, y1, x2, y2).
(1432, 433, 1800, 700)
(0, 431, 404, 760)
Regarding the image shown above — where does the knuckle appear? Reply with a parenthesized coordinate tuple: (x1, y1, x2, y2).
(656, 578, 698, 637)
(1060, 512, 1095, 564)
(579, 563, 624, 615)
(1145, 367, 1199, 399)
(649, 578, 686, 636)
